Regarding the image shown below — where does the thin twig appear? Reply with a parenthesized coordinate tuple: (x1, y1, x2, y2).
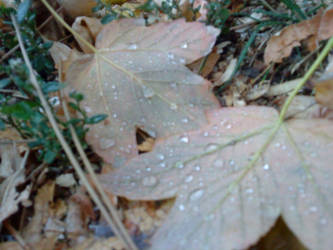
(11, 14, 136, 250)
(59, 72, 137, 249)
(4, 221, 29, 250)
(0, 139, 34, 144)
(0, 44, 19, 64)
(0, 6, 63, 64)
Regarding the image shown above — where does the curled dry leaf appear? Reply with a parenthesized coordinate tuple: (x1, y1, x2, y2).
(72, 17, 103, 53)
(101, 106, 333, 250)
(315, 75, 333, 109)
(264, 7, 333, 64)
(64, 18, 220, 167)
(282, 95, 333, 120)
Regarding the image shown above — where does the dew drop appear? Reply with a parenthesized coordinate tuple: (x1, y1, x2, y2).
(179, 58, 186, 64)
(204, 213, 215, 221)
(99, 138, 115, 150)
(189, 189, 204, 201)
(143, 86, 155, 98)
(185, 175, 193, 183)
(203, 131, 209, 137)
(142, 176, 157, 186)
(263, 164, 270, 170)
(181, 42, 188, 49)
(213, 159, 224, 168)
(159, 162, 166, 168)
(320, 217, 327, 225)
(128, 43, 138, 50)
(157, 154, 165, 160)
(167, 52, 175, 59)
(229, 160, 235, 166)
(245, 188, 253, 194)
(309, 206, 318, 213)
(84, 106, 92, 113)
(170, 103, 178, 110)
(146, 167, 151, 172)
(204, 143, 219, 152)
(226, 124, 232, 129)
(176, 162, 184, 169)
(194, 165, 201, 171)
(179, 204, 185, 211)
(181, 117, 189, 123)
(179, 136, 189, 143)
(289, 205, 296, 211)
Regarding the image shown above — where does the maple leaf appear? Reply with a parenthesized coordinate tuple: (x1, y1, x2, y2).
(64, 18, 220, 167)
(100, 106, 333, 250)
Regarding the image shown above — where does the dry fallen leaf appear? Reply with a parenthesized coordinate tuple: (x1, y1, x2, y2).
(72, 17, 103, 53)
(57, 0, 97, 18)
(101, 106, 333, 250)
(315, 75, 333, 109)
(264, 7, 333, 64)
(187, 48, 220, 77)
(64, 18, 220, 167)
(0, 145, 30, 224)
(23, 181, 56, 244)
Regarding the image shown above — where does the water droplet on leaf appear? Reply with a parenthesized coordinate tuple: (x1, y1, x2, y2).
(204, 143, 219, 152)
(213, 159, 223, 168)
(185, 175, 193, 183)
(189, 189, 204, 201)
(179, 136, 189, 143)
(142, 176, 157, 186)
(99, 138, 115, 150)
(263, 164, 270, 170)
(143, 86, 155, 98)
(128, 43, 138, 50)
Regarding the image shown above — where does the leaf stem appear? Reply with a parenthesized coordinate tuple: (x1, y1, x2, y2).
(39, 0, 98, 54)
(279, 36, 333, 122)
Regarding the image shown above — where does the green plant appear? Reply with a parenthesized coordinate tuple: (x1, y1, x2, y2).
(0, 3, 107, 164)
(205, 0, 231, 31)
(93, 0, 135, 24)
(215, 0, 326, 92)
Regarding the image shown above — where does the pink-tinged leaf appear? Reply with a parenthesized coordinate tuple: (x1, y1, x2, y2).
(95, 18, 219, 64)
(65, 19, 220, 167)
(100, 106, 333, 250)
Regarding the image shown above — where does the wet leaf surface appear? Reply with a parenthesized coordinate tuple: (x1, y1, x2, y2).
(65, 18, 220, 167)
(101, 106, 333, 250)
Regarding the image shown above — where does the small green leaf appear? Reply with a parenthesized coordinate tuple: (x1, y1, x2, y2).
(42, 81, 65, 93)
(1, 101, 36, 120)
(85, 114, 108, 124)
(0, 119, 5, 130)
(69, 91, 84, 102)
(68, 102, 80, 111)
(101, 14, 116, 24)
(17, 0, 32, 23)
(0, 78, 11, 89)
(43, 149, 58, 164)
